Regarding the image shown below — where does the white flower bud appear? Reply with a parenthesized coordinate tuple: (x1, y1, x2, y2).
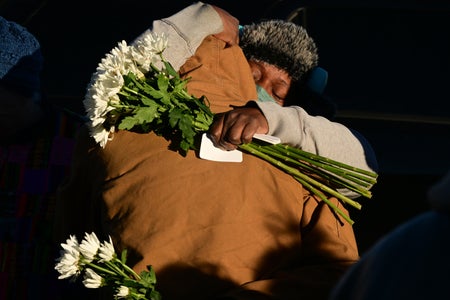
(82, 268, 103, 289)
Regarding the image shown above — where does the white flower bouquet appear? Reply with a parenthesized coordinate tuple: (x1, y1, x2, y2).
(55, 232, 161, 300)
(82, 33, 377, 225)
(83, 33, 213, 153)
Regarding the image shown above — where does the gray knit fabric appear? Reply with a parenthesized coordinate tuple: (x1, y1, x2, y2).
(240, 20, 318, 82)
(0, 16, 43, 97)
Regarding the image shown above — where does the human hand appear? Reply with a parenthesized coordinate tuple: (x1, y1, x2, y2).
(208, 106, 269, 150)
(211, 5, 239, 46)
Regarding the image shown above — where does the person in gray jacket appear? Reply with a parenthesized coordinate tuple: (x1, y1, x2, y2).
(133, 2, 378, 198)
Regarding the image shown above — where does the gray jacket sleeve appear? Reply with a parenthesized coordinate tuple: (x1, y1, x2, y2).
(132, 2, 222, 71)
(257, 101, 379, 199)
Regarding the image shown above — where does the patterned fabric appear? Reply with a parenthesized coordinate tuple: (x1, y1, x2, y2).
(0, 109, 81, 300)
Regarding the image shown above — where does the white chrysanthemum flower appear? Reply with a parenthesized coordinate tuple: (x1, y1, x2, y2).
(83, 34, 169, 148)
(106, 41, 145, 79)
(94, 70, 124, 98)
(99, 41, 133, 76)
(116, 285, 130, 298)
(82, 40, 137, 149)
(61, 235, 79, 250)
(130, 47, 153, 74)
(132, 37, 157, 71)
(90, 124, 113, 148)
(132, 32, 167, 71)
(85, 80, 121, 122)
(98, 236, 116, 262)
(136, 32, 168, 56)
(82, 268, 104, 289)
(79, 232, 101, 263)
(55, 235, 81, 279)
(151, 32, 168, 54)
(85, 71, 122, 108)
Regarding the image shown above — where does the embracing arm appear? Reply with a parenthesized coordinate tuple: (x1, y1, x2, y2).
(132, 2, 237, 71)
(258, 101, 378, 196)
(209, 101, 378, 175)
(257, 101, 377, 169)
(209, 101, 378, 199)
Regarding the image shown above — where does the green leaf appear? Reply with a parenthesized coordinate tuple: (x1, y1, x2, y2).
(148, 290, 162, 300)
(168, 108, 182, 128)
(118, 106, 159, 130)
(120, 249, 128, 264)
(139, 266, 157, 288)
(156, 73, 169, 93)
(145, 87, 165, 100)
(164, 60, 178, 78)
(135, 106, 159, 123)
(178, 115, 196, 141)
(117, 116, 137, 130)
(159, 92, 172, 107)
(139, 96, 159, 108)
(179, 140, 191, 153)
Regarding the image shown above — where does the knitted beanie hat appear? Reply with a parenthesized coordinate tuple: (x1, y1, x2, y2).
(240, 20, 318, 82)
(0, 16, 43, 97)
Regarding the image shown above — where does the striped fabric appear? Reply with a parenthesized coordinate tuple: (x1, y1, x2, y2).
(0, 110, 82, 300)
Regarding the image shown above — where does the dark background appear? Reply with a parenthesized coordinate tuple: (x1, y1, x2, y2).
(2, 0, 450, 253)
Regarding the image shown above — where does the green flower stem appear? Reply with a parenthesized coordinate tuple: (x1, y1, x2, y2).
(277, 148, 375, 187)
(255, 144, 373, 198)
(275, 144, 378, 178)
(178, 89, 197, 102)
(84, 260, 117, 277)
(119, 88, 167, 111)
(239, 143, 362, 211)
(295, 175, 354, 225)
(132, 292, 150, 300)
(193, 122, 212, 132)
(271, 144, 377, 185)
(107, 262, 129, 279)
(114, 258, 142, 281)
(102, 259, 140, 281)
(194, 119, 213, 132)
(244, 142, 370, 202)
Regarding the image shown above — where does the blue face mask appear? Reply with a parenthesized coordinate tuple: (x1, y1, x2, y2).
(256, 85, 276, 103)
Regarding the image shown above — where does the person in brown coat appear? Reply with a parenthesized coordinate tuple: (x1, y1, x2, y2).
(55, 3, 374, 299)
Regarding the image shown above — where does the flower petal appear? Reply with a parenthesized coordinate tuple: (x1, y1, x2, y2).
(98, 235, 116, 262)
(55, 242, 81, 280)
(116, 285, 129, 298)
(79, 232, 100, 262)
(82, 268, 103, 289)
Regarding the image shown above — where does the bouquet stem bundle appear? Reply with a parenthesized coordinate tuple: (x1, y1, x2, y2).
(239, 142, 377, 224)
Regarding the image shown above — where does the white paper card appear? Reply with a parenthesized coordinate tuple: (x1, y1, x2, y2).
(199, 133, 281, 162)
(253, 133, 281, 144)
(199, 133, 243, 162)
